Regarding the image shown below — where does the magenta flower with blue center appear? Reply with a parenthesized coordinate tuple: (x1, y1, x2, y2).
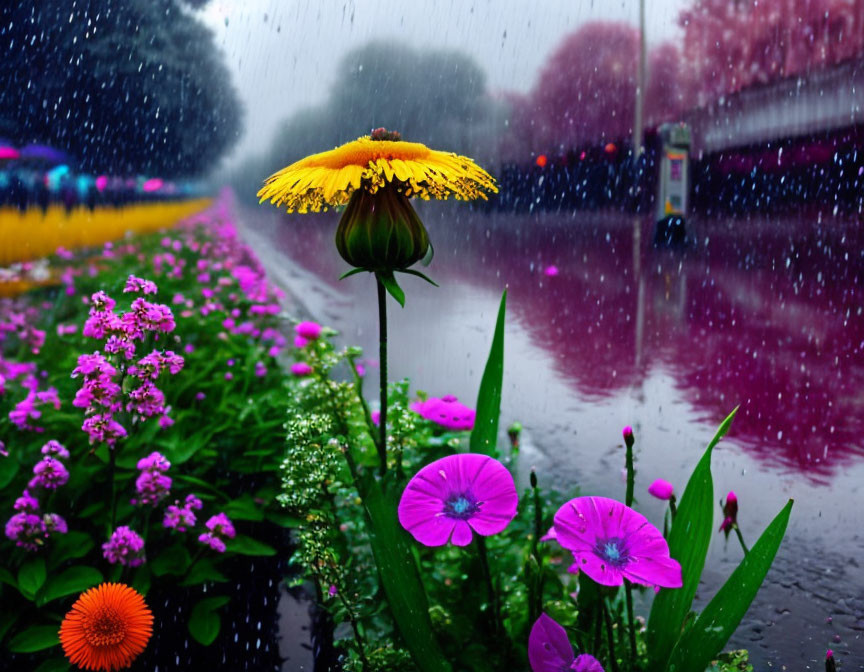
(553, 496, 682, 588)
(398, 453, 517, 547)
(528, 613, 605, 672)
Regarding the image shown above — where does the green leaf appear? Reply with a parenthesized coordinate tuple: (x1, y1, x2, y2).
(131, 565, 151, 596)
(378, 271, 405, 307)
(0, 565, 17, 589)
(180, 558, 228, 586)
(646, 407, 738, 672)
(224, 494, 264, 521)
(33, 658, 70, 672)
(37, 566, 103, 606)
(8, 625, 60, 653)
(400, 269, 439, 286)
(665, 499, 793, 672)
(48, 532, 95, 570)
(0, 610, 19, 644)
(0, 456, 19, 490)
(174, 474, 228, 498)
(362, 474, 453, 672)
(18, 556, 47, 600)
(470, 289, 507, 456)
(339, 267, 367, 280)
(225, 534, 277, 556)
(265, 510, 303, 528)
(151, 544, 192, 577)
(188, 596, 230, 646)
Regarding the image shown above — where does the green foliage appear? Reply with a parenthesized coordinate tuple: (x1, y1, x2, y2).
(666, 500, 793, 672)
(7, 626, 60, 653)
(188, 596, 231, 646)
(36, 566, 102, 606)
(0, 214, 302, 664)
(647, 407, 738, 671)
(470, 289, 507, 456)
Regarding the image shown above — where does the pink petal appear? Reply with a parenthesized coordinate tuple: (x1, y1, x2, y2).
(450, 520, 474, 546)
(528, 613, 575, 672)
(571, 550, 626, 587)
(572, 653, 606, 672)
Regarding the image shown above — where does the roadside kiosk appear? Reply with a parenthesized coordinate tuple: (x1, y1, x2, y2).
(655, 123, 691, 245)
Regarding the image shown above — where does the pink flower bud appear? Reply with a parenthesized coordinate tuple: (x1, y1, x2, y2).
(647, 479, 674, 501)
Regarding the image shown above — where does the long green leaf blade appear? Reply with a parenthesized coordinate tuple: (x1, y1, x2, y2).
(665, 499, 793, 672)
(470, 289, 507, 456)
(646, 407, 738, 671)
(363, 476, 453, 672)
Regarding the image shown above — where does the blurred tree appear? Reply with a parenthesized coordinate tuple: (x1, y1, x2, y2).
(0, 0, 241, 177)
(679, 0, 864, 105)
(236, 41, 506, 201)
(499, 22, 691, 160)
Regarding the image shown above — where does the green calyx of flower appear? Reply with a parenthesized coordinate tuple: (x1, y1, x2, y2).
(335, 186, 430, 276)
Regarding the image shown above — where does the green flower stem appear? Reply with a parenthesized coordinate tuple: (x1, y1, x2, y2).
(624, 441, 635, 509)
(669, 495, 678, 520)
(348, 354, 382, 456)
(476, 536, 501, 635)
(623, 437, 637, 666)
(734, 524, 750, 555)
(335, 587, 370, 671)
(603, 599, 621, 672)
(624, 582, 637, 665)
(375, 273, 389, 477)
(108, 447, 117, 534)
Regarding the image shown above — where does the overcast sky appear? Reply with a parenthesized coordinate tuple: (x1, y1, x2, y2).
(199, 0, 689, 162)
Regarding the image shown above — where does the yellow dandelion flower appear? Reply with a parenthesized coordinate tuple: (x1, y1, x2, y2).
(257, 132, 497, 213)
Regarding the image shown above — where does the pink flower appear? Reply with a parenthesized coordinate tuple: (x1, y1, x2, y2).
(291, 362, 313, 377)
(29, 457, 69, 489)
(647, 479, 674, 500)
(102, 526, 145, 566)
(528, 613, 604, 672)
(5, 512, 43, 550)
(295, 321, 322, 340)
(124, 275, 158, 295)
(198, 513, 236, 553)
(13, 490, 40, 513)
(543, 265, 559, 277)
(41, 513, 67, 536)
(622, 425, 635, 448)
(371, 409, 381, 425)
(254, 361, 267, 377)
(56, 324, 78, 336)
(398, 453, 518, 547)
(719, 491, 739, 537)
(294, 335, 309, 348)
(553, 496, 682, 588)
(410, 395, 475, 431)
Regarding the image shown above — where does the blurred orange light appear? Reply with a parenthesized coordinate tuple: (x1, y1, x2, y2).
(535, 154, 547, 168)
(604, 143, 617, 154)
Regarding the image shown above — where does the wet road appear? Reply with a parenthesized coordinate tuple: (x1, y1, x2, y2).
(242, 202, 864, 670)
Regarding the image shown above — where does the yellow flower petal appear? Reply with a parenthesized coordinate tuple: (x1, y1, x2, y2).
(257, 135, 497, 213)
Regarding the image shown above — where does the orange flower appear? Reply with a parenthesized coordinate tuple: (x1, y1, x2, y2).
(59, 583, 153, 671)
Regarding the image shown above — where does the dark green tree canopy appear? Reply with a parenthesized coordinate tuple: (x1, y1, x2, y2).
(0, 0, 241, 177)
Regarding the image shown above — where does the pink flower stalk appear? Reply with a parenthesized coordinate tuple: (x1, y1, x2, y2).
(719, 491, 739, 537)
(553, 496, 682, 588)
(647, 479, 675, 501)
(528, 613, 605, 672)
(81, 413, 127, 446)
(13, 490, 39, 513)
(398, 453, 518, 547)
(295, 321, 322, 340)
(124, 275, 158, 295)
(102, 526, 146, 566)
(291, 362, 313, 377)
(198, 512, 236, 553)
(5, 512, 44, 550)
(410, 395, 476, 431)
(29, 456, 69, 489)
(163, 495, 202, 532)
(41, 513, 67, 536)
